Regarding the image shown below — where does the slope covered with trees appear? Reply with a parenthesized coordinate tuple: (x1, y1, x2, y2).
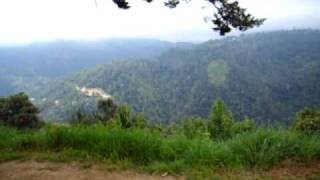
(14, 30, 320, 124)
(0, 39, 177, 77)
(0, 39, 184, 96)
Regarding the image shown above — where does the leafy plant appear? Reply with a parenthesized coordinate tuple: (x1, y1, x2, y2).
(231, 116, 256, 135)
(208, 99, 234, 139)
(0, 93, 40, 128)
(293, 107, 320, 133)
(116, 104, 132, 128)
(97, 99, 117, 122)
(182, 117, 209, 139)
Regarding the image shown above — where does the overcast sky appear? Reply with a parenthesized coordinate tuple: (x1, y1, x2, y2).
(0, 0, 319, 45)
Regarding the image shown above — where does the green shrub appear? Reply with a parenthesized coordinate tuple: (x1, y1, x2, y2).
(116, 105, 132, 128)
(114, 105, 150, 129)
(0, 126, 19, 149)
(131, 113, 148, 128)
(227, 129, 297, 168)
(97, 99, 117, 122)
(182, 117, 209, 139)
(70, 102, 147, 129)
(231, 117, 256, 135)
(70, 109, 99, 125)
(293, 107, 320, 133)
(165, 122, 181, 135)
(70, 99, 117, 125)
(208, 99, 235, 139)
(0, 93, 40, 129)
(296, 134, 320, 161)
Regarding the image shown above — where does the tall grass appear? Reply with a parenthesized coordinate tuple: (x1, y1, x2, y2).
(0, 124, 319, 171)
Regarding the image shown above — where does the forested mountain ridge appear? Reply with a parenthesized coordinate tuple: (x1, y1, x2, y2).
(0, 39, 189, 96)
(21, 30, 320, 124)
(0, 39, 179, 77)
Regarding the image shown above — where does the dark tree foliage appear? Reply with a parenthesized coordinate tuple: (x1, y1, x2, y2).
(70, 108, 98, 125)
(114, 104, 148, 128)
(112, 0, 265, 35)
(70, 99, 117, 124)
(112, 0, 130, 9)
(293, 107, 320, 133)
(97, 98, 117, 122)
(208, 99, 234, 139)
(0, 93, 40, 128)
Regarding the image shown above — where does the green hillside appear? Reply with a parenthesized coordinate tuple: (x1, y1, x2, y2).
(0, 39, 184, 96)
(22, 30, 320, 124)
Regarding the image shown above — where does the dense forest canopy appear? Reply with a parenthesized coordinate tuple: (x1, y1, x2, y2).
(2, 30, 317, 125)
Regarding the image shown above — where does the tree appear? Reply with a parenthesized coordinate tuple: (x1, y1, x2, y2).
(97, 99, 117, 122)
(293, 107, 320, 133)
(116, 104, 132, 128)
(112, 0, 265, 35)
(70, 108, 98, 125)
(0, 93, 40, 128)
(208, 99, 234, 139)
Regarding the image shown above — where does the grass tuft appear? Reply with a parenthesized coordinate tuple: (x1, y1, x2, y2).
(0, 124, 319, 176)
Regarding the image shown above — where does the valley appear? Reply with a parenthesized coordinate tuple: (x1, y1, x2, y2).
(1, 30, 318, 124)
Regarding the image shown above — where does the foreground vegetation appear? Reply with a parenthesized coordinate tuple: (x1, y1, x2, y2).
(0, 124, 320, 177)
(1, 93, 320, 178)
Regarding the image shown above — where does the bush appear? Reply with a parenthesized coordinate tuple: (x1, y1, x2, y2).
(293, 107, 320, 133)
(131, 113, 148, 128)
(97, 99, 117, 122)
(70, 108, 99, 125)
(70, 99, 118, 125)
(182, 117, 209, 139)
(0, 93, 40, 128)
(114, 104, 150, 129)
(208, 99, 235, 139)
(116, 104, 133, 128)
(231, 117, 256, 135)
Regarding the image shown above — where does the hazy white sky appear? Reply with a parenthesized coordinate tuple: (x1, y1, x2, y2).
(0, 0, 319, 44)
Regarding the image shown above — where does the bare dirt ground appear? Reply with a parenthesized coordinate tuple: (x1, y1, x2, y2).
(0, 161, 178, 180)
(215, 160, 320, 180)
(263, 160, 320, 180)
(0, 160, 320, 180)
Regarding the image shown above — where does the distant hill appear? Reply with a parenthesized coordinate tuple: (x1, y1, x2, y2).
(0, 38, 192, 96)
(4, 30, 320, 124)
(0, 39, 181, 77)
(24, 30, 320, 124)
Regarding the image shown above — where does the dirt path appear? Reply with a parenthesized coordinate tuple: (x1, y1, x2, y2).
(263, 160, 320, 180)
(1, 160, 320, 180)
(0, 161, 177, 180)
